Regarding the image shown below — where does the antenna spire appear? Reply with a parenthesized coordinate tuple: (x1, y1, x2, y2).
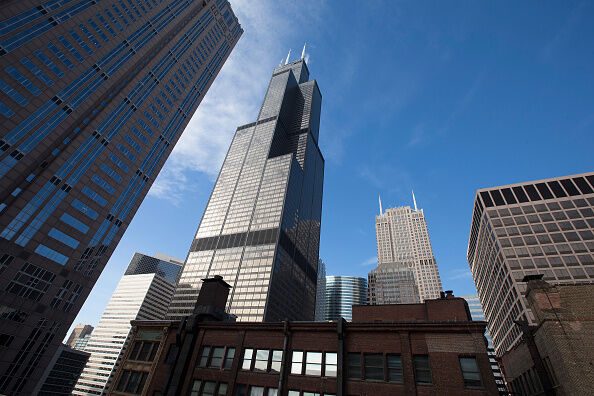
(285, 49, 291, 65)
(379, 195, 383, 215)
(412, 190, 418, 211)
(301, 43, 306, 60)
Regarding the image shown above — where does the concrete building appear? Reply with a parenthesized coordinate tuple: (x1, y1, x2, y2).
(66, 324, 94, 348)
(500, 277, 594, 396)
(371, 197, 443, 303)
(168, 54, 324, 322)
(73, 253, 181, 395)
(368, 261, 420, 305)
(467, 172, 594, 355)
(33, 344, 90, 396)
(0, 0, 241, 392)
(108, 277, 499, 396)
(324, 275, 366, 321)
(314, 259, 326, 321)
(461, 295, 508, 395)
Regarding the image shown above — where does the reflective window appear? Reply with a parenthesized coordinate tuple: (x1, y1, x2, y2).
(60, 213, 89, 234)
(47, 42, 75, 69)
(0, 78, 28, 106)
(459, 357, 482, 387)
(291, 351, 303, 374)
(305, 352, 322, 376)
(364, 353, 383, 381)
(34, 49, 64, 77)
(20, 58, 53, 86)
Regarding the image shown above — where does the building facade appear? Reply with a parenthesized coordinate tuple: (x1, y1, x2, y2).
(368, 261, 419, 305)
(167, 57, 324, 322)
(461, 295, 508, 395)
(33, 344, 91, 396)
(324, 275, 366, 321)
(73, 253, 181, 395)
(500, 278, 594, 396)
(467, 172, 594, 355)
(66, 324, 94, 348)
(0, 0, 241, 393)
(373, 203, 442, 303)
(72, 333, 92, 352)
(108, 278, 499, 396)
(314, 258, 326, 321)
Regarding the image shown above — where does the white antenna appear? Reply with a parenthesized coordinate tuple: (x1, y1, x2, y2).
(285, 49, 291, 65)
(301, 43, 306, 59)
(412, 190, 418, 211)
(279, 59, 284, 67)
(379, 195, 383, 215)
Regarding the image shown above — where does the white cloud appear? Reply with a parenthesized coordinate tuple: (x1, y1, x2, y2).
(360, 256, 378, 266)
(150, 0, 326, 203)
(448, 268, 473, 280)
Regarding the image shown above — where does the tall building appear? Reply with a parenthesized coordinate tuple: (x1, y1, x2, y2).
(461, 295, 507, 395)
(0, 0, 241, 393)
(33, 344, 90, 396)
(467, 172, 594, 355)
(72, 333, 92, 352)
(367, 261, 419, 304)
(314, 258, 326, 321)
(66, 324, 94, 348)
(167, 55, 324, 322)
(73, 252, 181, 395)
(324, 276, 367, 321)
(371, 197, 443, 303)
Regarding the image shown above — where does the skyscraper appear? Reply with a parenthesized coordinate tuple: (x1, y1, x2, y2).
(324, 275, 367, 321)
(0, 1, 241, 392)
(33, 344, 91, 396)
(371, 197, 443, 303)
(467, 172, 594, 355)
(66, 324, 94, 348)
(168, 56, 324, 322)
(314, 258, 326, 321)
(73, 252, 181, 395)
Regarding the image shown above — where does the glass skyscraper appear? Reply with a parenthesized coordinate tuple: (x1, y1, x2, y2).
(0, 1, 241, 393)
(324, 275, 367, 322)
(168, 57, 324, 322)
(314, 258, 326, 321)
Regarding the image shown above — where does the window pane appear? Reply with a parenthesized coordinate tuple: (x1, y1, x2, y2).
(203, 381, 216, 396)
(130, 342, 141, 360)
(271, 350, 282, 373)
(249, 386, 264, 396)
(116, 371, 130, 392)
(254, 349, 269, 372)
(200, 346, 211, 367)
(124, 372, 140, 393)
(210, 347, 224, 368)
(306, 352, 322, 376)
(148, 343, 158, 361)
(137, 342, 151, 361)
(218, 383, 228, 396)
(242, 348, 254, 370)
(266, 388, 278, 396)
(190, 380, 201, 396)
(224, 347, 235, 369)
(291, 351, 303, 374)
(364, 353, 383, 380)
(325, 352, 337, 377)
(414, 355, 432, 384)
(387, 354, 402, 382)
(460, 357, 482, 387)
(347, 353, 361, 380)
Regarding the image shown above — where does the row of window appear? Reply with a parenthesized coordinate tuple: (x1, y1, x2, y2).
(115, 370, 148, 395)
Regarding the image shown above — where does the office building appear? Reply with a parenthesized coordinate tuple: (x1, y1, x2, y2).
(33, 344, 90, 396)
(110, 277, 499, 396)
(73, 253, 181, 395)
(324, 276, 366, 321)
(314, 258, 326, 321)
(167, 54, 324, 322)
(72, 333, 92, 352)
(66, 324, 94, 348)
(372, 197, 443, 303)
(467, 172, 594, 355)
(461, 295, 507, 395)
(0, 0, 241, 392)
(368, 261, 419, 305)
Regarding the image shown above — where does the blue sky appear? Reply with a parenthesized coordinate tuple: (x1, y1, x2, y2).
(70, 0, 594, 331)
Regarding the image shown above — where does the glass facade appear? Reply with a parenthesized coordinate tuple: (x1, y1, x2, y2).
(314, 258, 326, 321)
(467, 172, 594, 355)
(0, 1, 241, 393)
(372, 205, 443, 303)
(168, 59, 324, 322)
(324, 276, 367, 322)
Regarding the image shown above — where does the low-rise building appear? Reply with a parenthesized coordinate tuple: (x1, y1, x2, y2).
(108, 278, 498, 395)
(500, 276, 594, 396)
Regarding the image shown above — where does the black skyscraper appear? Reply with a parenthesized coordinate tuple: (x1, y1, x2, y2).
(168, 56, 324, 322)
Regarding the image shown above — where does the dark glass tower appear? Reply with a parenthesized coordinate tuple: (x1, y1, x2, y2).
(0, 0, 241, 393)
(168, 58, 324, 322)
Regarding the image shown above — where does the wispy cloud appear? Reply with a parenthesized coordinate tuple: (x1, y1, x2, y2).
(541, 2, 588, 61)
(150, 0, 327, 203)
(448, 268, 473, 280)
(360, 256, 378, 266)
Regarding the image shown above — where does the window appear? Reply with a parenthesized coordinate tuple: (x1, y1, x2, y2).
(305, 352, 322, 376)
(116, 370, 148, 394)
(254, 349, 269, 372)
(325, 352, 337, 377)
(242, 348, 253, 370)
(191, 380, 228, 396)
(414, 355, 432, 384)
(347, 353, 361, 379)
(129, 341, 159, 362)
(199, 346, 211, 367)
(209, 347, 224, 368)
(291, 351, 303, 374)
(387, 354, 403, 382)
(459, 357, 482, 387)
(364, 353, 383, 381)
(223, 347, 235, 369)
(270, 350, 282, 373)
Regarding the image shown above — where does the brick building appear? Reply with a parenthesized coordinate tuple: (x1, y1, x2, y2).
(500, 276, 594, 396)
(107, 277, 498, 396)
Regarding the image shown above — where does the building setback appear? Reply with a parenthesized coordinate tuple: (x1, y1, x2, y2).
(324, 275, 366, 321)
(108, 277, 499, 396)
(372, 201, 443, 303)
(467, 172, 594, 355)
(0, 0, 241, 393)
(73, 253, 181, 395)
(167, 56, 324, 322)
(33, 344, 90, 396)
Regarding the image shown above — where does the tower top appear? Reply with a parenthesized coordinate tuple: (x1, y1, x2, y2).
(301, 43, 306, 59)
(412, 190, 418, 211)
(379, 195, 383, 215)
(285, 49, 291, 65)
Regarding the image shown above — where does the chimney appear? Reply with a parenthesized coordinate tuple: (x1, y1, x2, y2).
(194, 275, 231, 313)
(445, 290, 454, 299)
